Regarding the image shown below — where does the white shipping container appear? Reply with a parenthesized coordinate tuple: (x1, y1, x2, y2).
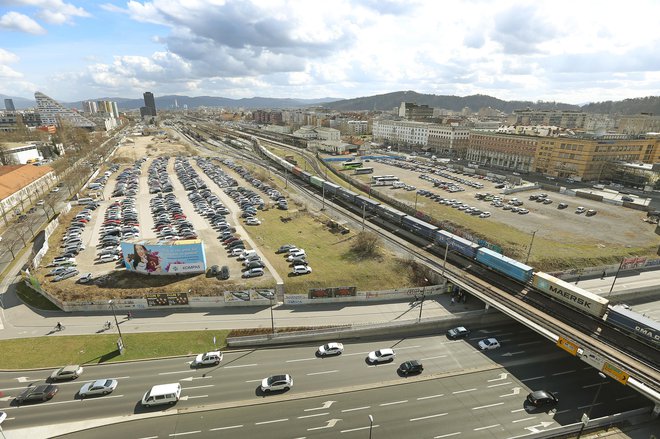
(532, 272, 609, 318)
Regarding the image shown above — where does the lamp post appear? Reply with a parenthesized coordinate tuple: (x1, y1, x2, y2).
(525, 229, 538, 264)
(108, 300, 125, 353)
(418, 278, 428, 322)
(0, 410, 7, 439)
(577, 372, 607, 438)
(361, 204, 366, 231)
(265, 292, 275, 334)
(608, 258, 624, 298)
(368, 415, 374, 439)
(414, 191, 419, 210)
(442, 238, 451, 275)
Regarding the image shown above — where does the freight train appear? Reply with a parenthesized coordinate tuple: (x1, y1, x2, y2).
(256, 140, 659, 349)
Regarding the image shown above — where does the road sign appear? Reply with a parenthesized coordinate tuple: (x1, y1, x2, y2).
(557, 336, 579, 355)
(577, 347, 606, 370)
(602, 362, 629, 385)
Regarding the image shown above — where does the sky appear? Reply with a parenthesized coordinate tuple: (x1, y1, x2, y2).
(0, 0, 659, 104)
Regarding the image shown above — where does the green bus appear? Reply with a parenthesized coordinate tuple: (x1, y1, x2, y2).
(342, 161, 363, 170)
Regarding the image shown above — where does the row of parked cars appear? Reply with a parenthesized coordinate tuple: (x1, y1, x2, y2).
(111, 160, 144, 198)
(417, 189, 492, 218)
(220, 158, 289, 210)
(419, 174, 465, 193)
(277, 244, 312, 275)
(147, 157, 174, 194)
(97, 197, 140, 264)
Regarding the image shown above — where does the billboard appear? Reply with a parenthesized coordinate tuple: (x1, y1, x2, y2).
(309, 286, 357, 299)
(146, 293, 189, 307)
(121, 240, 206, 275)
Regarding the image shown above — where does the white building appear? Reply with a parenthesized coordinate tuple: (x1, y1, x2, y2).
(372, 120, 431, 147)
(347, 120, 369, 135)
(0, 142, 42, 164)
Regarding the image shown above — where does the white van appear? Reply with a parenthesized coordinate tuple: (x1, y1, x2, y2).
(77, 197, 94, 205)
(141, 383, 181, 407)
(237, 249, 256, 261)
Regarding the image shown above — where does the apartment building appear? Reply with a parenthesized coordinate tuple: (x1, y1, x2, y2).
(466, 132, 537, 172)
(508, 109, 587, 129)
(617, 113, 660, 135)
(372, 120, 431, 148)
(427, 125, 471, 156)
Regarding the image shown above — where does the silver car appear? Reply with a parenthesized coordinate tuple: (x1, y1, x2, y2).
(79, 379, 118, 397)
(260, 374, 293, 392)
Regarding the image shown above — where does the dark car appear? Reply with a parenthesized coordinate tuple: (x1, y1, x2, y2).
(209, 265, 220, 276)
(15, 384, 59, 403)
(276, 244, 296, 254)
(446, 326, 470, 340)
(218, 265, 230, 280)
(398, 360, 424, 376)
(526, 390, 558, 408)
(557, 202, 568, 209)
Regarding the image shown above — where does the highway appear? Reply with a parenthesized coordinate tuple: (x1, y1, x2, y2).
(0, 324, 651, 438)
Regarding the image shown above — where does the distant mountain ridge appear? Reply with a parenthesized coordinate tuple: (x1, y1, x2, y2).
(2, 91, 659, 115)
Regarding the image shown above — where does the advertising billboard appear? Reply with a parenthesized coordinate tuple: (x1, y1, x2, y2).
(121, 240, 207, 275)
(146, 293, 189, 307)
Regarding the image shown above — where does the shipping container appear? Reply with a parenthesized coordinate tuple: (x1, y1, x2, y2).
(322, 181, 341, 196)
(532, 272, 609, 318)
(300, 171, 313, 183)
(435, 230, 480, 259)
(401, 216, 438, 239)
(376, 205, 406, 225)
(310, 175, 324, 189)
(291, 166, 303, 177)
(477, 247, 533, 283)
(335, 188, 358, 203)
(606, 305, 659, 347)
(354, 195, 381, 212)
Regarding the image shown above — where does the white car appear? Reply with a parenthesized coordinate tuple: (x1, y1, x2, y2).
(194, 351, 223, 366)
(50, 365, 83, 380)
(79, 379, 118, 397)
(98, 254, 120, 263)
(36, 200, 45, 206)
(230, 247, 245, 256)
(260, 374, 293, 392)
(78, 273, 93, 283)
(479, 212, 491, 218)
(51, 187, 60, 193)
(292, 265, 312, 275)
(53, 269, 79, 282)
(245, 217, 261, 225)
(287, 250, 306, 261)
(242, 267, 264, 278)
(367, 348, 396, 363)
(478, 338, 501, 350)
(317, 342, 344, 356)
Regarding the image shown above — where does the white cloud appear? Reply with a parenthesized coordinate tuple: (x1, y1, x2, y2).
(6, 0, 91, 24)
(0, 11, 46, 34)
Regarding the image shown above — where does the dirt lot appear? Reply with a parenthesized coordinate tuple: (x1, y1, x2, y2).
(330, 159, 659, 270)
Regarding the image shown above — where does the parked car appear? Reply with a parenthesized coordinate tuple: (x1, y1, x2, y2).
(218, 266, 230, 280)
(317, 342, 344, 356)
(292, 265, 312, 275)
(50, 365, 83, 380)
(557, 202, 568, 209)
(367, 348, 396, 363)
(78, 273, 93, 284)
(575, 206, 586, 214)
(242, 267, 264, 278)
(15, 384, 59, 403)
(478, 338, 501, 350)
(586, 209, 597, 216)
(260, 374, 293, 392)
(98, 254, 120, 263)
(78, 379, 118, 397)
(398, 360, 424, 375)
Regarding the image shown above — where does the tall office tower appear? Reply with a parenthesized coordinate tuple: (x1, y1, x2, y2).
(83, 100, 98, 114)
(4, 99, 16, 112)
(143, 92, 157, 116)
(111, 102, 119, 118)
(34, 91, 96, 129)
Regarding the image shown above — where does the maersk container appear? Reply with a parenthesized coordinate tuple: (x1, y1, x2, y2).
(336, 188, 358, 203)
(322, 181, 340, 196)
(606, 305, 659, 347)
(377, 205, 406, 226)
(354, 195, 381, 212)
(435, 230, 480, 260)
(401, 216, 438, 240)
(476, 247, 533, 283)
(531, 272, 609, 318)
(310, 176, 324, 189)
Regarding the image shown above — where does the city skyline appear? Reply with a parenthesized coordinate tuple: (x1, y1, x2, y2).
(1, 0, 659, 104)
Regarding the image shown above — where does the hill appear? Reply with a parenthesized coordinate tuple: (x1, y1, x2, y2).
(580, 96, 660, 116)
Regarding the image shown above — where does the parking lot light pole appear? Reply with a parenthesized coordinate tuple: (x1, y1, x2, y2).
(108, 300, 125, 351)
(368, 415, 374, 439)
(608, 258, 624, 297)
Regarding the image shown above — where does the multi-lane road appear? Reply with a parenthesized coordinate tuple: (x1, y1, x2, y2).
(0, 323, 651, 438)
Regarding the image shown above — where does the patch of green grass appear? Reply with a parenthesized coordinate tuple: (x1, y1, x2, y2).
(15, 282, 61, 311)
(0, 330, 231, 369)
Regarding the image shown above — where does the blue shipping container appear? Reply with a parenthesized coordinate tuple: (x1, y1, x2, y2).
(336, 188, 358, 203)
(435, 230, 480, 259)
(354, 195, 381, 212)
(402, 216, 438, 239)
(322, 181, 341, 195)
(607, 305, 660, 347)
(476, 247, 533, 283)
(377, 205, 406, 225)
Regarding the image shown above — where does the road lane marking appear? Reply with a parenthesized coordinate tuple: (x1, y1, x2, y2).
(520, 376, 544, 382)
(209, 425, 243, 431)
(410, 412, 448, 422)
(472, 402, 504, 410)
(182, 385, 214, 390)
(452, 388, 476, 394)
(138, 436, 158, 439)
(417, 394, 444, 400)
(306, 370, 338, 376)
(434, 433, 461, 438)
(305, 401, 336, 411)
(286, 358, 316, 362)
(511, 408, 526, 413)
(518, 341, 543, 346)
(341, 406, 370, 413)
(159, 370, 193, 375)
(487, 382, 512, 388)
(169, 431, 200, 437)
(578, 402, 603, 410)
(552, 370, 575, 376)
(379, 400, 407, 406)
(245, 379, 262, 383)
(342, 351, 371, 357)
(474, 424, 500, 431)
(616, 395, 636, 401)
(555, 409, 571, 415)
(341, 425, 379, 433)
(420, 355, 447, 360)
(224, 364, 257, 368)
(255, 418, 288, 425)
(307, 419, 341, 431)
(298, 412, 329, 419)
(512, 417, 537, 423)
(186, 395, 208, 399)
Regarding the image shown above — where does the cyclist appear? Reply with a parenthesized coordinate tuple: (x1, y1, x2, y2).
(55, 322, 63, 331)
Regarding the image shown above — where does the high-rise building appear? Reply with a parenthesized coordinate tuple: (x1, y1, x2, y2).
(83, 101, 98, 114)
(143, 92, 157, 116)
(34, 91, 95, 129)
(4, 98, 16, 112)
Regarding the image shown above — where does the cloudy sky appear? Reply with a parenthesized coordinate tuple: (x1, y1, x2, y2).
(1, 0, 659, 104)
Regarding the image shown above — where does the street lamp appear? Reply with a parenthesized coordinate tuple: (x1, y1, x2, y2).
(418, 278, 428, 322)
(265, 292, 275, 334)
(442, 238, 452, 276)
(577, 372, 608, 438)
(608, 258, 625, 298)
(108, 300, 125, 353)
(525, 229, 538, 264)
(414, 191, 419, 210)
(0, 410, 7, 439)
(368, 415, 374, 439)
